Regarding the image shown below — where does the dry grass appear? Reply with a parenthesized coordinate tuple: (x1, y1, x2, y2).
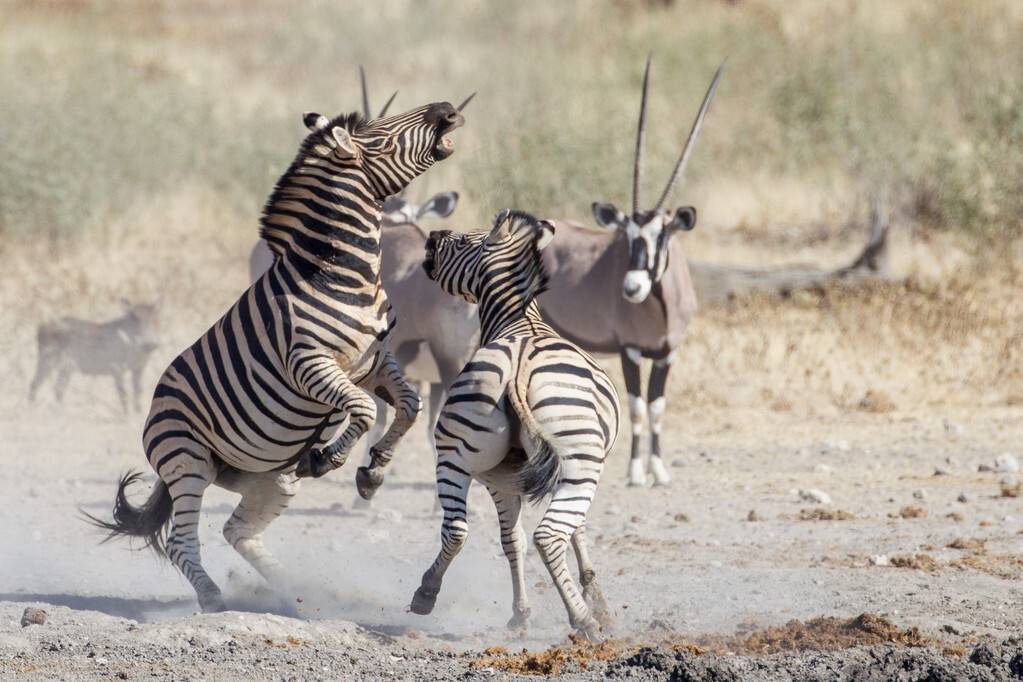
(798, 508, 856, 521)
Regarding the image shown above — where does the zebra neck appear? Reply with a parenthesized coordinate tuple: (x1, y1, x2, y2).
(261, 157, 383, 291)
(479, 300, 549, 344)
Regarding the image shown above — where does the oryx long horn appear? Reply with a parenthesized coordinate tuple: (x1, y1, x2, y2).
(359, 65, 371, 119)
(653, 59, 726, 212)
(633, 54, 652, 216)
(457, 92, 477, 111)
(378, 91, 398, 118)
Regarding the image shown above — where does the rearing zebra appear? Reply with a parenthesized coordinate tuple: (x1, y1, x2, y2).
(410, 210, 620, 640)
(86, 100, 464, 612)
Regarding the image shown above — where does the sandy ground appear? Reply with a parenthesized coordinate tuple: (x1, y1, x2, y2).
(1, 391, 1021, 678)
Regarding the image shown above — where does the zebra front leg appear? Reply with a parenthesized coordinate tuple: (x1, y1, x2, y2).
(620, 347, 646, 487)
(647, 352, 673, 486)
(292, 354, 377, 479)
(410, 460, 472, 615)
(572, 527, 612, 629)
(534, 481, 602, 640)
(358, 351, 422, 499)
(158, 445, 226, 612)
(219, 469, 300, 586)
(487, 486, 530, 631)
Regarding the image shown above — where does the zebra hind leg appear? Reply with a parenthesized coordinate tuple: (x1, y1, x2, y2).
(159, 445, 226, 612)
(572, 526, 612, 629)
(534, 485, 601, 640)
(219, 469, 300, 586)
(359, 351, 422, 500)
(410, 465, 472, 615)
(487, 486, 530, 631)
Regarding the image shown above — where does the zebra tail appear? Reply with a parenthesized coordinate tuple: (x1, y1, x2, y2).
(81, 471, 172, 559)
(506, 381, 562, 503)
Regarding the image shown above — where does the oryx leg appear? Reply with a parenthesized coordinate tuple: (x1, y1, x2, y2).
(152, 436, 225, 612)
(359, 350, 422, 499)
(28, 348, 56, 401)
(620, 346, 646, 486)
(293, 353, 377, 480)
(218, 469, 300, 586)
(112, 371, 130, 414)
(572, 526, 612, 628)
(534, 474, 603, 640)
(646, 351, 674, 486)
(487, 485, 530, 630)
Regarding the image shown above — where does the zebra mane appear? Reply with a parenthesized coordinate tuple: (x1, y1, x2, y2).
(499, 210, 551, 305)
(258, 110, 369, 256)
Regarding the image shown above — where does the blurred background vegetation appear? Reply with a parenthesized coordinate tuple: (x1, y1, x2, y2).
(1, 0, 1020, 414)
(3, 0, 1023, 242)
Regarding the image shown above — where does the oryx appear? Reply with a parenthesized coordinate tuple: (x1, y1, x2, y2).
(540, 57, 725, 487)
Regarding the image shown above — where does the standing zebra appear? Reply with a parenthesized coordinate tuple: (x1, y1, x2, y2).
(86, 100, 465, 612)
(411, 210, 620, 639)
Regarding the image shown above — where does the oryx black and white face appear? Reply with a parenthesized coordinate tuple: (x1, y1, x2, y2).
(592, 202, 697, 303)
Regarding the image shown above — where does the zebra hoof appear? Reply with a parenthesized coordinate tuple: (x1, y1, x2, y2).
(356, 466, 384, 500)
(409, 585, 438, 615)
(295, 450, 330, 479)
(571, 615, 603, 642)
(507, 607, 531, 631)
(199, 594, 227, 614)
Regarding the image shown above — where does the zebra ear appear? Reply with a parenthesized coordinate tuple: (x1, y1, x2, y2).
(592, 202, 626, 230)
(418, 191, 459, 220)
(536, 219, 556, 251)
(331, 126, 360, 161)
(667, 206, 697, 232)
(487, 209, 513, 244)
(303, 112, 329, 132)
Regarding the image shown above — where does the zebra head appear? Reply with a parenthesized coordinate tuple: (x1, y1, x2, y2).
(591, 56, 725, 304)
(301, 102, 464, 200)
(424, 210, 556, 306)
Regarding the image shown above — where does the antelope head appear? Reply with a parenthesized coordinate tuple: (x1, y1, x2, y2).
(381, 191, 459, 226)
(592, 56, 724, 304)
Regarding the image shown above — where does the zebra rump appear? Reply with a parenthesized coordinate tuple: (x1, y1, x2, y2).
(82, 471, 172, 558)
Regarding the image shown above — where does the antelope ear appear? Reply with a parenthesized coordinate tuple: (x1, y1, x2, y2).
(331, 126, 360, 160)
(381, 195, 407, 216)
(536, 219, 556, 251)
(303, 112, 329, 131)
(592, 202, 626, 230)
(487, 209, 512, 244)
(418, 191, 459, 220)
(667, 206, 697, 232)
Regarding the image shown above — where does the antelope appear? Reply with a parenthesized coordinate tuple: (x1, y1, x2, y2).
(540, 57, 725, 487)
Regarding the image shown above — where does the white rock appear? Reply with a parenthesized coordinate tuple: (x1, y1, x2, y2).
(869, 555, 890, 566)
(979, 453, 1020, 474)
(799, 488, 832, 505)
(823, 439, 851, 453)
(814, 464, 833, 474)
(913, 489, 926, 500)
(943, 418, 965, 436)
(957, 492, 970, 503)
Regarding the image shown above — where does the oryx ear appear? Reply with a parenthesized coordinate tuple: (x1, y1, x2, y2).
(592, 202, 626, 229)
(303, 112, 329, 131)
(418, 191, 459, 220)
(667, 206, 697, 232)
(330, 126, 360, 160)
(487, 208, 513, 244)
(536, 219, 556, 251)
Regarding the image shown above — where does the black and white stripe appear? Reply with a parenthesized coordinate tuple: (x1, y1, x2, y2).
(86, 101, 463, 612)
(409, 210, 620, 639)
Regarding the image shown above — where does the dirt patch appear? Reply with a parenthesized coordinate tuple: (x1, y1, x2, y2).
(688, 613, 929, 655)
(468, 635, 621, 676)
(1000, 481, 1022, 498)
(890, 554, 941, 572)
(857, 389, 896, 413)
(898, 505, 928, 519)
(950, 553, 1023, 580)
(947, 537, 986, 552)
(797, 508, 855, 521)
